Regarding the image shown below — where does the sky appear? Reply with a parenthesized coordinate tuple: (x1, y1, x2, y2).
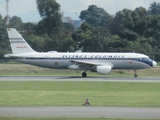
(0, 0, 159, 23)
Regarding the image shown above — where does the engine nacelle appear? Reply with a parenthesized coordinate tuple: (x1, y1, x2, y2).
(96, 66, 111, 74)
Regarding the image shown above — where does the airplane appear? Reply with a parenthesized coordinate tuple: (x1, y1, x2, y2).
(5, 28, 157, 78)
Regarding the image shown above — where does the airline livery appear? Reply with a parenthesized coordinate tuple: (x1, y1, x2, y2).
(5, 28, 157, 78)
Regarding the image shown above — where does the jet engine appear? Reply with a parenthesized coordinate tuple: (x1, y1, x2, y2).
(96, 66, 111, 74)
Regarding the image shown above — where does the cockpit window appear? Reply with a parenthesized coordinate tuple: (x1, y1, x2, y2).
(142, 58, 152, 61)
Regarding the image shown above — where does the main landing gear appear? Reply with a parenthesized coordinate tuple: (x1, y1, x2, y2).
(82, 70, 138, 78)
(82, 71, 87, 77)
(134, 70, 138, 78)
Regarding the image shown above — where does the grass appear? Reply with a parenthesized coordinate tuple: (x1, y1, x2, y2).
(0, 81, 160, 107)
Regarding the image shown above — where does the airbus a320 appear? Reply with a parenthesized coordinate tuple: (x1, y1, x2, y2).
(5, 28, 157, 78)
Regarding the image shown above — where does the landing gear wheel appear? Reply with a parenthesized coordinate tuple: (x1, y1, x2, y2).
(82, 72, 87, 77)
(134, 74, 138, 78)
(134, 70, 138, 78)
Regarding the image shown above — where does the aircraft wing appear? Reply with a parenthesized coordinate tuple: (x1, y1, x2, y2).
(71, 60, 104, 66)
(70, 60, 114, 70)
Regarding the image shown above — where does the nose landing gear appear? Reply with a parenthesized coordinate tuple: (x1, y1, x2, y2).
(134, 70, 138, 78)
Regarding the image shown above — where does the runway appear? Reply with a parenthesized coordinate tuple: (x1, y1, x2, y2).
(1, 106, 160, 118)
(0, 76, 160, 82)
(0, 76, 160, 118)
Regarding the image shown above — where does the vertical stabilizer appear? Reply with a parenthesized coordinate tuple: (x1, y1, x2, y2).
(7, 28, 36, 54)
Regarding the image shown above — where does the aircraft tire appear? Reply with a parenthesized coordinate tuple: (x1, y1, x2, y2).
(134, 74, 138, 78)
(82, 72, 87, 77)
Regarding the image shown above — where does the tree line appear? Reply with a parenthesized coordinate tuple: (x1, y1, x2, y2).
(0, 0, 160, 61)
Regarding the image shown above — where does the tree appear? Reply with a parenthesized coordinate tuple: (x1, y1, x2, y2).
(63, 23, 75, 32)
(8, 16, 23, 30)
(72, 23, 111, 52)
(0, 14, 8, 58)
(72, 23, 95, 51)
(36, 0, 62, 36)
(90, 27, 110, 52)
(148, 1, 160, 15)
(23, 22, 37, 32)
(26, 34, 46, 52)
(80, 5, 112, 28)
(111, 7, 149, 38)
(109, 9, 132, 35)
(45, 28, 75, 52)
(119, 29, 139, 41)
(131, 7, 148, 34)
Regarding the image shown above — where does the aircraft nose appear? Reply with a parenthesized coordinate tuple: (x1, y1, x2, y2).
(152, 61, 157, 67)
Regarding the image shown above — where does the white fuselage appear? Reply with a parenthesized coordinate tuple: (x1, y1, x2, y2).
(9, 52, 155, 70)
